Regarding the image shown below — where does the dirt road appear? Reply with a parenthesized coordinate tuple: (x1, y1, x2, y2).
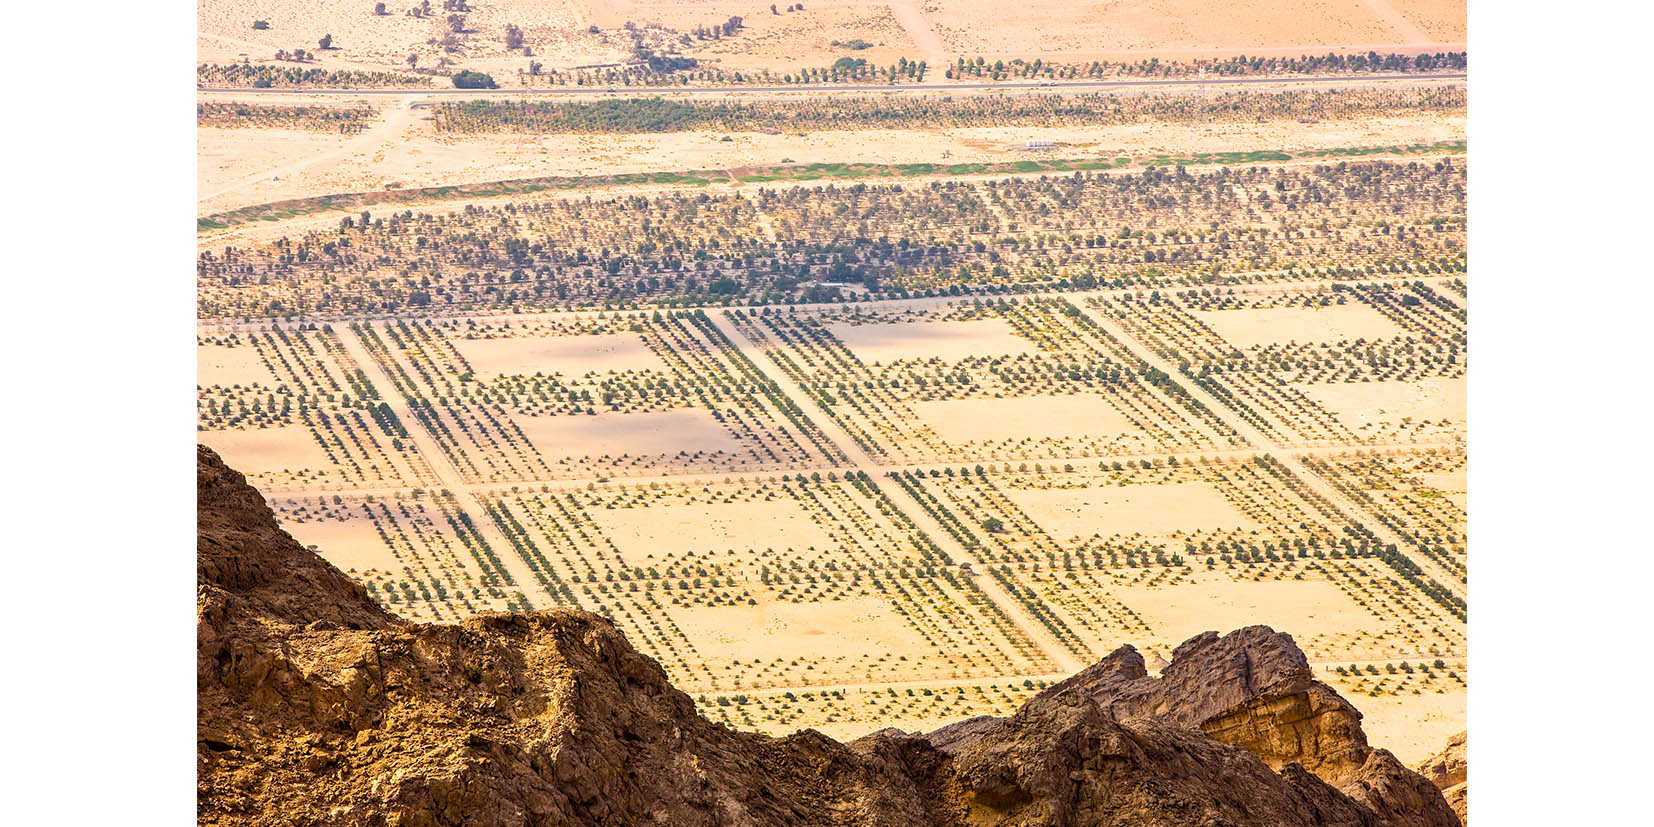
(198, 96, 420, 205)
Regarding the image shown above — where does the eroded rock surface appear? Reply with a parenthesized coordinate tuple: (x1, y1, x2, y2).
(197, 445, 1461, 826)
(1418, 731, 1468, 823)
(926, 628, 1460, 827)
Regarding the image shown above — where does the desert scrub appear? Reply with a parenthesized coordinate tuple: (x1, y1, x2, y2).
(197, 102, 378, 134)
(197, 63, 431, 89)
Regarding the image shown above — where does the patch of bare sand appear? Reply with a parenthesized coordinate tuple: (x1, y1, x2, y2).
(198, 0, 616, 77)
(669, 594, 933, 675)
(513, 408, 739, 460)
(198, 126, 357, 204)
(1326, 669, 1466, 765)
(828, 317, 1035, 362)
(1121, 574, 1374, 654)
(677, 3, 918, 74)
(1003, 479, 1255, 539)
(1389, 0, 1466, 42)
(1192, 303, 1405, 349)
(453, 331, 662, 377)
(917, 0, 1460, 55)
(591, 496, 833, 564)
(197, 107, 1464, 216)
(201, 425, 329, 475)
(912, 395, 1138, 446)
(1295, 377, 1465, 430)
(198, 343, 274, 387)
(282, 513, 403, 573)
(1414, 466, 1466, 509)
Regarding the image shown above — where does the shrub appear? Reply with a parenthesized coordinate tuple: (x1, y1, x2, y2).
(451, 70, 497, 89)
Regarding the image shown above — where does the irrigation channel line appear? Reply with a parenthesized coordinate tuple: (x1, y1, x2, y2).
(1069, 295, 1468, 600)
(707, 310, 1090, 675)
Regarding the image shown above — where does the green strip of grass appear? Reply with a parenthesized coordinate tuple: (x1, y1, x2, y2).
(200, 140, 1464, 232)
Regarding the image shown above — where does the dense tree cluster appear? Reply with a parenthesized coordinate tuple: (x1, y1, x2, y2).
(197, 161, 1466, 319)
(432, 87, 1464, 135)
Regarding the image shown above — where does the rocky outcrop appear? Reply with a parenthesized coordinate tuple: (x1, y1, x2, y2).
(946, 690, 1390, 826)
(1418, 732, 1467, 823)
(198, 445, 962, 826)
(197, 445, 1461, 826)
(925, 627, 1461, 827)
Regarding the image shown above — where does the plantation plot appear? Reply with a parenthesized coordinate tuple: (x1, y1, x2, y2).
(1191, 304, 1405, 349)
(590, 498, 836, 566)
(197, 327, 435, 491)
(911, 394, 1139, 446)
(1003, 479, 1256, 541)
(1295, 377, 1465, 432)
(1299, 449, 1467, 583)
(270, 493, 521, 623)
(200, 425, 329, 476)
(355, 312, 844, 484)
(1095, 282, 1467, 447)
(484, 475, 1056, 692)
(733, 298, 1238, 465)
(198, 344, 275, 387)
(512, 409, 739, 460)
(452, 332, 665, 379)
(827, 318, 1038, 363)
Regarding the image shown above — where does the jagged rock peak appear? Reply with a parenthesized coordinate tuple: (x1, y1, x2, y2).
(197, 446, 1461, 827)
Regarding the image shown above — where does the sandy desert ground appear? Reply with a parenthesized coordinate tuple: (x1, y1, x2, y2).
(198, 94, 1464, 215)
(198, 0, 1467, 762)
(201, 0, 1463, 81)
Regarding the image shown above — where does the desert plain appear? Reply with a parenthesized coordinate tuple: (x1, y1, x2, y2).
(199, 0, 1467, 766)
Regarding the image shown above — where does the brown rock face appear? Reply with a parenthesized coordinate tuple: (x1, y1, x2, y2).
(197, 445, 1460, 826)
(197, 446, 961, 826)
(945, 690, 1390, 826)
(1418, 732, 1467, 824)
(927, 627, 1461, 827)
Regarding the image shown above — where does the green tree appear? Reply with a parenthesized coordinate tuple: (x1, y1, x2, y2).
(451, 70, 497, 89)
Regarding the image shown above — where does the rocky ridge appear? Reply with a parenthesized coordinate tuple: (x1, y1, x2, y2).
(1418, 731, 1467, 823)
(197, 445, 1461, 826)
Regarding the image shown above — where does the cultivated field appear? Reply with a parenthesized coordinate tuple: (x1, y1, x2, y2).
(198, 273, 1468, 741)
(198, 0, 1465, 751)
